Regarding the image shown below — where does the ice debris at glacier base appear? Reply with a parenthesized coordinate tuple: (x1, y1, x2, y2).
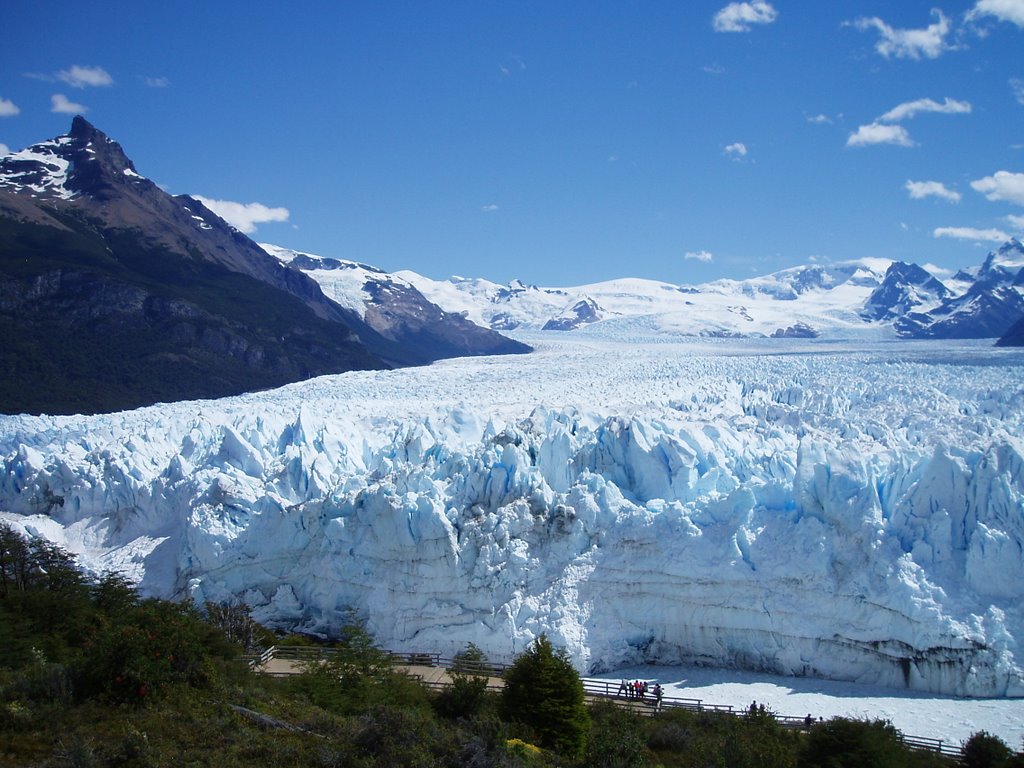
(1, 334, 1023, 698)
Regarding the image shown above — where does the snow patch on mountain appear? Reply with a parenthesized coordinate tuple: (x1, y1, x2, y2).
(260, 243, 384, 315)
(0, 140, 78, 200)
(1, 333, 1022, 697)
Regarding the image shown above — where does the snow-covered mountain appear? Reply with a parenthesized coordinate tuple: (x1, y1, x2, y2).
(861, 262, 951, 322)
(260, 244, 530, 361)
(895, 240, 1024, 339)
(395, 261, 893, 339)
(2, 332, 1022, 698)
(395, 246, 1024, 341)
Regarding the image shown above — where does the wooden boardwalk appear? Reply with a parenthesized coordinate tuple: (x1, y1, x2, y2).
(246, 646, 963, 760)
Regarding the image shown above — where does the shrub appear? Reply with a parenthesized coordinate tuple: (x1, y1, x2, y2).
(75, 598, 228, 703)
(435, 644, 493, 721)
(962, 731, 1013, 768)
(799, 717, 910, 768)
(585, 701, 651, 768)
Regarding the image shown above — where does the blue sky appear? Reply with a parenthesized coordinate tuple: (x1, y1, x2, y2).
(2, 1, 1023, 285)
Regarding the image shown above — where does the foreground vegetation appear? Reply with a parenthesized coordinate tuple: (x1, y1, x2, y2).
(1, 523, 1021, 767)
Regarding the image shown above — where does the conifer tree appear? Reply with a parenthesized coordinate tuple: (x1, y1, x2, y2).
(500, 633, 590, 757)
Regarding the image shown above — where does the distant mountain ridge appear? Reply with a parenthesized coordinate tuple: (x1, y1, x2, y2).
(0, 118, 526, 415)
(380, 240, 1024, 342)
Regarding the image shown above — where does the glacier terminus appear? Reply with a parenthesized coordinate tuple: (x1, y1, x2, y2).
(1, 331, 1022, 699)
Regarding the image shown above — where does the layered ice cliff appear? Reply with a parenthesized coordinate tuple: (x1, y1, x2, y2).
(1, 334, 1022, 697)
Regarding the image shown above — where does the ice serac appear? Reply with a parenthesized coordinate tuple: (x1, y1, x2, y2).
(1, 337, 1022, 698)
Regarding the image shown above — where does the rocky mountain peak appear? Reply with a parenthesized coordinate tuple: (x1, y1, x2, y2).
(0, 116, 141, 203)
(977, 238, 1024, 284)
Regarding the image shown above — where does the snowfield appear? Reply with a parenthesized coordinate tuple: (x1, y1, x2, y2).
(2, 333, 1023, 717)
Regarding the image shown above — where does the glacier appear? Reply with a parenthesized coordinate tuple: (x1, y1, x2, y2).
(1, 332, 1023, 698)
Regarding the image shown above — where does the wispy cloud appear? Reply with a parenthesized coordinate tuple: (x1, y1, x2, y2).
(723, 142, 748, 159)
(847, 123, 914, 147)
(498, 55, 526, 77)
(51, 94, 88, 114)
(971, 171, 1024, 205)
(967, 0, 1024, 28)
(880, 97, 971, 122)
(1012, 78, 1024, 106)
(806, 113, 832, 125)
(0, 144, 10, 157)
(0, 98, 19, 117)
(685, 250, 714, 262)
(481, 204, 499, 212)
(192, 196, 290, 233)
(57, 65, 113, 89)
(849, 9, 953, 59)
(906, 180, 962, 203)
(144, 76, 171, 88)
(702, 63, 726, 75)
(934, 226, 1011, 241)
(848, 97, 971, 148)
(712, 2, 778, 33)
(1007, 213, 1024, 229)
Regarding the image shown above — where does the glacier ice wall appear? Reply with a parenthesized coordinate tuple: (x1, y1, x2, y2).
(1, 336, 1023, 697)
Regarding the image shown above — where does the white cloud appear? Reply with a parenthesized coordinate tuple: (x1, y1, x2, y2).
(849, 97, 970, 149)
(971, 171, 1024, 205)
(879, 97, 971, 122)
(807, 113, 832, 125)
(847, 123, 914, 147)
(481, 204, 499, 212)
(144, 76, 170, 88)
(712, 1, 778, 32)
(905, 180, 962, 203)
(685, 250, 714, 262)
(702, 63, 726, 75)
(1012, 78, 1024, 106)
(922, 262, 954, 278)
(0, 98, 19, 117)
(57, 65, 113, 89)
(1007, 213, 1024, 229)
(192, 196, 290, 233)
(967, 0, 1024, 28)
(933, 226, 1011, 242)
(850, 9, 953, 59)
(0, 144, 10, 157)
(723, 142, 748, 159)
(51, 94, 88, 114)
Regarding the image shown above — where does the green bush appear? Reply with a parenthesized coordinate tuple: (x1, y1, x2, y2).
(962, 731, 1013, 768)
(435, 644, 494, 721)
(75, 598, 230, 703)
(799, 717, 910, 768)
(585, 701, 651, 768)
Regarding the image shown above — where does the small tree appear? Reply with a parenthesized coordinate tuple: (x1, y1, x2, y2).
(204, 599, 264, 652)
(962, 731, 1012, 768)
(435, 643, 492, 720)
(500, 633, 590, 758)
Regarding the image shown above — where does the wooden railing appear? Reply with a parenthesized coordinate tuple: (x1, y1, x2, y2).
(246, 645, 964, 759)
